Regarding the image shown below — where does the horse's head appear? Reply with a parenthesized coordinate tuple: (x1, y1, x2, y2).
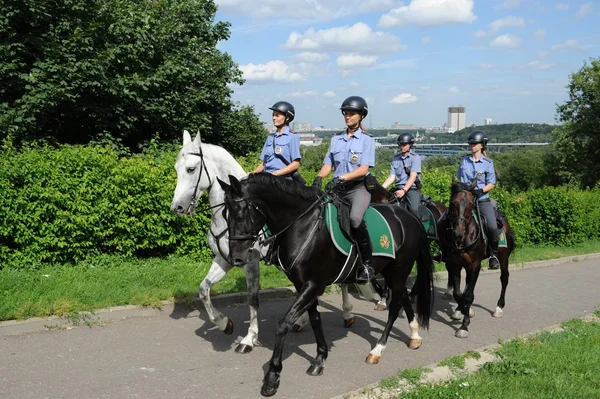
(218, 175, 266, 265)
(171, 130, 213, 216)
(447, 179, 478, 246)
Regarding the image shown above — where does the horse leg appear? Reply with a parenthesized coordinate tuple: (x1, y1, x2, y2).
(455, 264, 481, 339)
(443, 267, 454, 300)
(261, 283, 324, 397)
(235, 255, 261, 353)
(306, 299, 328, 376)
(340, 284, 356, 327)
(494, 248, 510, 318)
(450, 266, 465, 321)
(402, 285, 423, 350)
(366, 279, 407, 364)
(370, 278, 388, 312)
(199, 257, 234, 334)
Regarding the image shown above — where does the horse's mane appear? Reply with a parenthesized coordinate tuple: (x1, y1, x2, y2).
(247, 173, 320, 201)
(451, 181, 476, 195)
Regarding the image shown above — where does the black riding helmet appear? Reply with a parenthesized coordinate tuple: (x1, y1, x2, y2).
(340, 96, 368, 119)
(269, 101, 295, 124)
(397, 132, 415, 146)
(467, 130, 488, 145)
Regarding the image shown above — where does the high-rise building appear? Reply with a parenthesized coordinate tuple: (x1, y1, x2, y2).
(447, 107, 466, 132)
(484, 118, 493, 126)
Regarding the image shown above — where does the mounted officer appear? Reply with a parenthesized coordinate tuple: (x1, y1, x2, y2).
(382, 132, 422, 220)
(312, 96, 375, 282)
(457, 130, 500, 269)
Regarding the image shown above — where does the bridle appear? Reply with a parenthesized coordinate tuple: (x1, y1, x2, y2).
(445, 190, 481, 251)
(186, 143, 213, 213)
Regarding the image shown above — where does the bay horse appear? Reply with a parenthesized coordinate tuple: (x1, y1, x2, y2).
(219, 173, 434, 397)
(170, 131, 386, 353)
(439, 181, 515, 338)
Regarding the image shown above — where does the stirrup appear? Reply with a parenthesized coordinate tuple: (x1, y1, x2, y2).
(488, 255, 500, 270)
(357, 265, 374, 282)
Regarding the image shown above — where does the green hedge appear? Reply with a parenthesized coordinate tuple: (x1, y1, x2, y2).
(1, 145, 599, 269)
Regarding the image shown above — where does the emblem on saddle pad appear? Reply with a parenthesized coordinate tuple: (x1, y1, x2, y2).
(350, 154, 359, 165)
(379, 234, 390, 249)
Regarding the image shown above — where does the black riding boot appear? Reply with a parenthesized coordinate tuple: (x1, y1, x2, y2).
(488, 239, 500, 270)
(352, 222, 374, 282)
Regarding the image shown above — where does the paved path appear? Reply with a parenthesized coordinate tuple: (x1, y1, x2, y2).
(1, 257, 599, 399)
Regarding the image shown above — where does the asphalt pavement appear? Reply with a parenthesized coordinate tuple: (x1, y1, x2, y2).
(1, 255, 599, 399)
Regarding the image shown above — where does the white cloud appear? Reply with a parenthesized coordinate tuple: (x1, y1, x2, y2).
(522, 61, 554, 70)
(575, 2, 594, 17)
(370, 59, 419, 70)
(390, 93, 418, 104)
(323, 91, 336, 97)
(490, 34, 521, 48)
(535, 29, 546, 39)
(496, 0, 520, 10)
(489, 16, 526, 32)
(285, 22, 406, 55)
(239, 60, 304, 84)
(448, 86, 460, 93)
(551, 39, 580, 51)
(288, 90, 320, 97)
(555, 3, 569, 11)
(349, 81, 361, 87)
(358, 0, 398, 12)
(378, 0, 476, 28)
(421, 35, 431, 44)
(292, 52, 330, 64)
(472, 30, 489, 37)
(337, 54, 378, 69)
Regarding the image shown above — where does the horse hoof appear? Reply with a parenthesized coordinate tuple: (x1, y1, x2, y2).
(442, 293, 453, 300)
(408, 338, 422, 350)
(451, 310, 463, 321)
(469, 308, 475, 317)
(306, 363, 325, 376)
(260, 379, 280, 397)
(223, 319, 234, 335)
(292, 324, 304, 333)
(455, 329, 469, 339)
(374, 302, 387, 311)
(365, 354, 380, 364)
(344, 317, 355, 328)
(235, 344, 253, 354)
(493, 307, 504, 318)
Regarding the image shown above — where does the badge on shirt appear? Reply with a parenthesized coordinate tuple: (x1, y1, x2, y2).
(275, 147, 282, 155)
(477, 172, 482, 177)
(350, 154, 359, 165)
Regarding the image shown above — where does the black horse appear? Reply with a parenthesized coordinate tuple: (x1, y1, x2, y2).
(369, 183, 449, 308)
(218, 173, 434, 397)
(439, 181, 515, 338)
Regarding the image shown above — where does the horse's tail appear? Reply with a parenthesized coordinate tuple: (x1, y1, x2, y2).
(415, 229, 434, 330)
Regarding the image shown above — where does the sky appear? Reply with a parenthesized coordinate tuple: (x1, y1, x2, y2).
(214, 0, 598, 129)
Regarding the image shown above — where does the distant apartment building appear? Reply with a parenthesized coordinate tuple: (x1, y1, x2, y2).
(291, 122, 312, 132)
(447, 106, 466, 133)
(391, 122, 418, 130)
(298, 133, 323, 146)
(484, 118, 493, 125)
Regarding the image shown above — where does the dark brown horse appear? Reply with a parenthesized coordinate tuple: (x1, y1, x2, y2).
(439, 181, 515, 338)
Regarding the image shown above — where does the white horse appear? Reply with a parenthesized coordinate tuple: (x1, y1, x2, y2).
(170, 131, 368, 353)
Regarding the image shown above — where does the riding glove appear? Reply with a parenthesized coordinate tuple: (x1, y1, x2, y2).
(473, 188, 484, 197)
(311, 176, 323, 190)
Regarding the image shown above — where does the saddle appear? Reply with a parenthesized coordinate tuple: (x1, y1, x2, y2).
(393, 195, 437, 240)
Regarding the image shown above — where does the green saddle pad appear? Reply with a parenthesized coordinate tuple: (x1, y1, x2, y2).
(473, 213, 508, 248)
(324, 203, 395, 259)
(419, 205, 437, 240)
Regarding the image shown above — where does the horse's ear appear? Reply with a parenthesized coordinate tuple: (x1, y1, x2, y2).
(193, 130, 202, 147)
(183, 130, 192, 146)
(229, 174, 242, 194)
(217, 177, 230, 192)
(470, 178, 478, 189)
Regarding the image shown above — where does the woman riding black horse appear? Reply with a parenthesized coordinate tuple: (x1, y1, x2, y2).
(219, 173, 433, 397)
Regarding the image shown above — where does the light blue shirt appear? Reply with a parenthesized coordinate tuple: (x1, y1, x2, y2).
(323, 128, 375, 179)
(457, 155, 496, 201)
(390, 151, 421, 189)
(259, 127, 302, 173)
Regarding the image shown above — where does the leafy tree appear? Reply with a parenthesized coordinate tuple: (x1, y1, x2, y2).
(553, 57, 600, 188)
(0, 0, 264, 155)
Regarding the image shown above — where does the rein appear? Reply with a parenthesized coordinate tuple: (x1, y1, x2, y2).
(187, 145, 212, 212)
